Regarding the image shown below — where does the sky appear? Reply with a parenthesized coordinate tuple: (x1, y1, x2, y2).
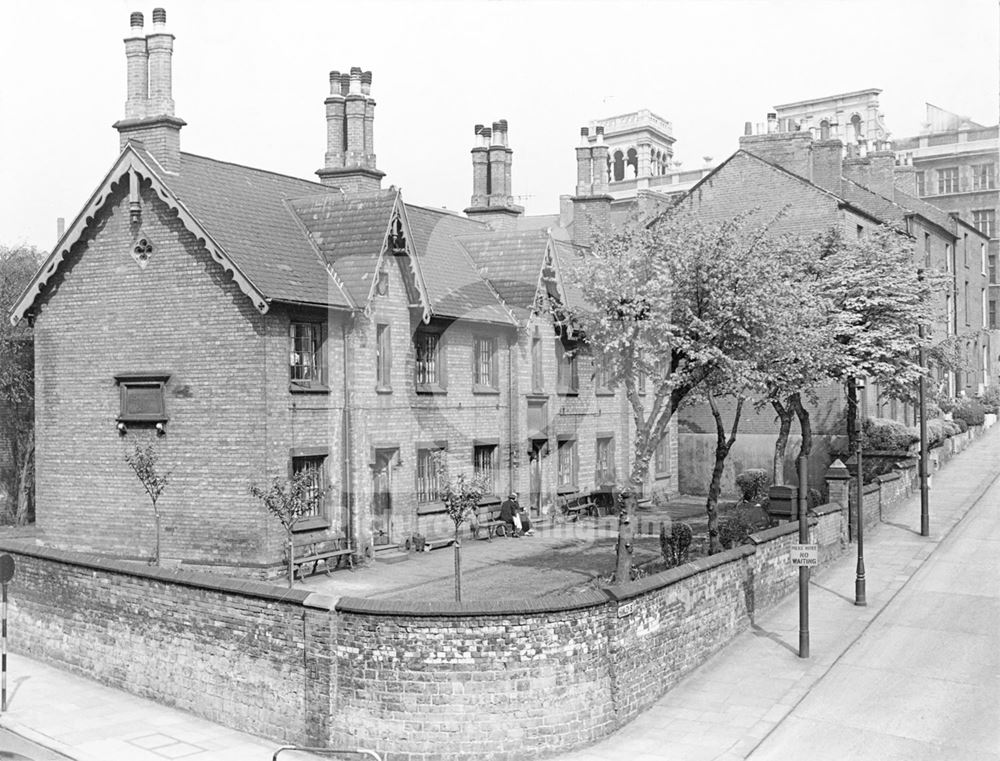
(1, 0, 997, 251)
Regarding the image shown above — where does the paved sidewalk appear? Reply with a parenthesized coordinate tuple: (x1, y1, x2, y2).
(1, 427, 996, 761)
(554, 425, 1000, 761)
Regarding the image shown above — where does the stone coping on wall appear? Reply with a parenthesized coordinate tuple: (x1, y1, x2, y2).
(335, 589, 609, 617)
(0, 538, 313, 605)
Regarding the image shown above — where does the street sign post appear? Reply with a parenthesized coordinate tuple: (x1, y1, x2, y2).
(791, 544, 818, 566)
(0, 553, 14, 713)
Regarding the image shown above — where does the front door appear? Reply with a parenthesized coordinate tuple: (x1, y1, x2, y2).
(529, 439, 547, 514)
(372, 449, 395, 545)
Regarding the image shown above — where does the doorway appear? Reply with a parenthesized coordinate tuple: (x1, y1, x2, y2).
(528, 439, 548, 515)
(372, 448, 396, 545)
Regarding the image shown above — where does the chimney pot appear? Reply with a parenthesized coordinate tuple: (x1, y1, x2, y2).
(152, 7, 166, 25)
(595, 126, 605, 136)
(744, 121, 752, 136)
(361, 71, 372, 85)
(129, 11, 144, 30)
(481, 127, 492, 140)
(475, 124, 484, 134)
(330, 70, 340, 82)
(580, 127, 589, 136)
(340, 73, 351, 96)
(350, 66, 363, 76)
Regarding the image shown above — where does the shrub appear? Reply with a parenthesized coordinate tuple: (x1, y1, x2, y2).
(659, 522, 693, 568)
(861, 417, 919, 452)
(735, 469, 770, 504)
(943, 419, 962, 436)
(953, 398, 986, 427)
(954, 417, 969, 433)
(925, 419, 949, 449)
(979, 386, 1000, 415)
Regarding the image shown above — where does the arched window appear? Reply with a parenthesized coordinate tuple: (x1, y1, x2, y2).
(820, 119, 830, 141)
(627, 148, 638, 179)
(613, 150, 625, 181)
(851, 114, 862, 139)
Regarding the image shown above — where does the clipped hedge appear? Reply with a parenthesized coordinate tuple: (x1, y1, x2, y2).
(953, 398, 986, 427)
(861, 417, 920, 452)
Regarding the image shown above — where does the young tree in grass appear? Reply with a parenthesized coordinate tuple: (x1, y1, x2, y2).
(566, 209, 797, 580)
(436, 455, 490, 602)
(125, 443, 170, 566)
(249, 470, 326, 588)
(1, 245, 44, 524)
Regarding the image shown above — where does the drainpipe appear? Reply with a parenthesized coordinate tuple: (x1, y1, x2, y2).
(342, 322, 355, 546)
(508, 332, 515, 494)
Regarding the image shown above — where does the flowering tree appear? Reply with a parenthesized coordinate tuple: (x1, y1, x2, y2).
(816, 226, 949, 456)
(567, 209, 797, 578)
(436, 456, 490, 601)
(249, 470, 325, 587)
(125, 443, 170, 565)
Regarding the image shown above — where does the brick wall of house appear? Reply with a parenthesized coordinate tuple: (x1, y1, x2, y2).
(31, 182, 277, 567)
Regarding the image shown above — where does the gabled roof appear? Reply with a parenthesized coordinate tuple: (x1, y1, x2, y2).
(155, 150, 354, 308)
(549, 239, 589, 312)
(458, 229, 552, 319)
(288, 189, 402, 308)
(403, 205, 515, 326)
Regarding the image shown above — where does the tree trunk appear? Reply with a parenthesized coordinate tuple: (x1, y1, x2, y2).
(845, 379, 858, 464)
(14, 433, 33, 525)
(706, 394, 743, 555)
(287, 535, 295, 589)
(771, 399, 794, 485)
(615, 464, 648, 583)
(791, 392, 812, 458)
(453, 524, 462, 602)
(153, 506, 161, 566)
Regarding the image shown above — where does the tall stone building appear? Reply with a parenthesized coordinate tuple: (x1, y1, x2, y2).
(894, 104, 999, 339)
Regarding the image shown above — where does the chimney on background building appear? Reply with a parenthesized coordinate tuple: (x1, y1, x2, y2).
(843, 147, 896, 199)
(316, 65, 384, 194)
(811, 139, 844, 193)
(113, 8, 186, 172)
(570, 125, 613, 248)
(464, 118, 523, 230)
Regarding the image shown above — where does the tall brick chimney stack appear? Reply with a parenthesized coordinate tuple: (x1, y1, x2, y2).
(316, 65, 384, 194)
(570, 125, 613, 248)
(464, 119, 523, 230)
(113, 8, 186, 173)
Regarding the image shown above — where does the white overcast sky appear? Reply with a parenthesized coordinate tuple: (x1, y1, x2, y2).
(1, 0, 997, 251)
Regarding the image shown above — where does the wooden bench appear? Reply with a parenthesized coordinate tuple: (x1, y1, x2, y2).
(472, 498, 508, 540)
(556, 489, 598, 521)
(288, 533, 354, 579)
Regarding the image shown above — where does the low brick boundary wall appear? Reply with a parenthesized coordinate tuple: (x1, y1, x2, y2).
(0, 506, 846, 760)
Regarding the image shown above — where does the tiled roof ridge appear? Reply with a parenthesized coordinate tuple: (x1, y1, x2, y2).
(450, 236, 521, 326)
(180, 151, 331, 191)
(279, 198, 356, 310)
(402, 201, 487, 223)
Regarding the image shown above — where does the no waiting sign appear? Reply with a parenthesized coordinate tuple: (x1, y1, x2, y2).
(791, 544, 818, 566)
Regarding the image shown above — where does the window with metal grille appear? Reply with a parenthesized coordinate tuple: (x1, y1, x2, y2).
(473, 336, 497, 389)
(292, 455, 326, 519)
(595, 436, 615, 484)
(290, 322, 324, 386)
(654, 432, 670, 476)
(937, 167, 958, 194)
(416, 448, 443, 503)
(414, 329, 444, 390)
(375, 323, 391, 390)
(557, 439, 577, 487)
(555, 338, 578, 394)
(473, 444, 496, 494)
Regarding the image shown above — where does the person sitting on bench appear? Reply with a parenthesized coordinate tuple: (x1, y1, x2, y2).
(500, 492, 533, 536)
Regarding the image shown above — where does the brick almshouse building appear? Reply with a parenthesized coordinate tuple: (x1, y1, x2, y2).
(9, 9, 673, 575)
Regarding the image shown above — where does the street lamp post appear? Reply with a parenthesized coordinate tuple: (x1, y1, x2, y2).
(917, 270, 931, 538)
(854, 375, 867, 607)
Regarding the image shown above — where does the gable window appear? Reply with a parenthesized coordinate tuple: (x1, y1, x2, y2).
(531, 334, 544, 392)
(416, 446, 444, 504)
(555, 338, 579, 394)
(915, 171, 926, 197)
(654, 432, 670, 477)
(972, 163, 996, 191)
(116, 372, 169, 423)
(375, 323, 392, 392)
(414, 328, 445, 392)
(473, 336, 498, 391)
(473, 443, 497, 495)
(557, 437, 578, 487)
(595, 436, 615, 485)
(290, 322, 325, 389)
(973, 209, 996, 238)
(937, 167, 958, 195)
(291, 451, 328, 527)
